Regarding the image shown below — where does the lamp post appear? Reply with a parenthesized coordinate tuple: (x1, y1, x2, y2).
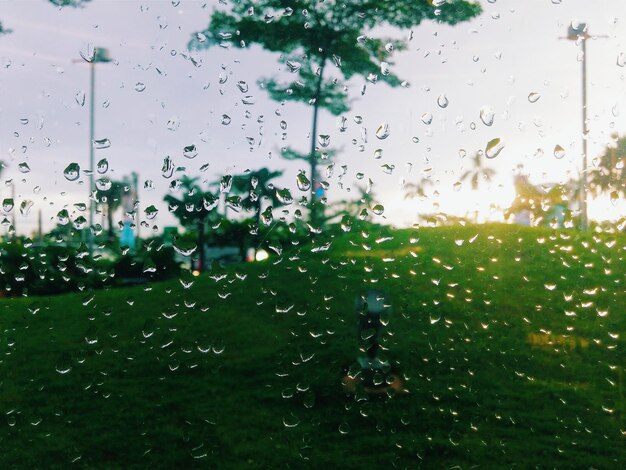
(87, 47, 112, 255)
(563, 23, 606, 231)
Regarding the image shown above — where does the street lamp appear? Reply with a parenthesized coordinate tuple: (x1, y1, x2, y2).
(86, 47, 112, 255)
(563, 23, 606, 231)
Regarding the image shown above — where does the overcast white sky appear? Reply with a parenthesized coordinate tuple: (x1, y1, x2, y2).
(1, 0, 625, 236)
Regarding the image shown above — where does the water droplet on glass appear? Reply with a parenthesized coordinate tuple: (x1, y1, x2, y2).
(296, 171, 311, 192)
(55, 352, 72, 374)
(93, 138, 111, 149)
(318, 134, 330, 148)
(74, 203, 86, 211)
(64, 163, 80, 181)
(421, 112, 433, 125)
(219, 175, 233, 193)
(221, 114, 231, 125)
(162, 156, 174, 178)
(260, 206, 273, 226)
(372, 204, 384, 215)
(57, 209, 70, 225)
(286, 60, 301, 73)
(95, 178, 112, 191)
(3, 198, 14, 212)
(374, 148, 383, 159)
(485, 138, 504, 159)
(241, 96, 256, 105)
(453, 181, 462, 191)
(135, 82, 146, 92)
(528, 92, 541, 103)
(236, 80, 249, 93)
(96, 158, 108, 174)
(20, 200, 33, 216)
(75, 91, 86, 107)
(479, 106, 494, 126)
(144, 205, 158, 219)
(18, 162, 30, 173)
(380, 61, 390, 76)
(437, 94, 449, 108)
(376, 123, 390, 140)
(183, 144, 198, 159)
(553, 145, 566, 159)
(617, 53, 626, 67)
(610, 190, 619, 205)
(79, 43, 95, 63)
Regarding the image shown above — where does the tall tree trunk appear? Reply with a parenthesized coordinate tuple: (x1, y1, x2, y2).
(309, 59, 326, 226)
(197, 219, 206, 273)
(107, 203, 114, 241)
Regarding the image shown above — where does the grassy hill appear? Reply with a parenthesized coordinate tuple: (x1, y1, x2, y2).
(0, 223, 624, 468)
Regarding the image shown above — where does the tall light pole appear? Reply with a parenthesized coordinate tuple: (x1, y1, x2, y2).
(563, 23, 606, 231)
(86, 47, 112, 255)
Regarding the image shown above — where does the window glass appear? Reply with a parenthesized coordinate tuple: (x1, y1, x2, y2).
(0, 0, 624, 467)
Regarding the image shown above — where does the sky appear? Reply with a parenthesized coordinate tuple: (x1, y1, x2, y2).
(0, 0, 625, 237)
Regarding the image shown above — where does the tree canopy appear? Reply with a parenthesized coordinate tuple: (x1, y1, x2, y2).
(190, 0, 482, 224)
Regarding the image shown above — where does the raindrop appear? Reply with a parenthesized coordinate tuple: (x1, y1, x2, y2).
(64, 163, 80, 181)
(374, 149, 383, 159)
(18, 162, 30, 173)
(384, 42, 394, 53)
(93, 138, 111, 149)
(74, 203, 86, 211)
(354, 115, 363, 124)
(421, 112, 433, 125)
(183, 144, 198, 159)
(376, 123, 390, 140)
(485, 138, 504, 159)
(260, 206, 273, 226)
(55, 352, 72, 374)
(2, 198, 14, 213)
(236, 81, 249, 93)
(95, 178, 112, 191)
(286, 60, 301, 73)
(553, 145, 566, 159)
(296, 171, 311, 191)
(162, 156, 174, 178)
(453, 181, 462, 191)
(479, 106, 494, 126)
(144, 205, 158, 219)
(372, 204, 384, 215)
(219, 175, 233, 193)
(79, 43, 95, 63)
(221, 114, 232, 125)
(318, 135, 331, 148)
(57, 209, 70, 225)
(241, 96, 256, 105)
(134, 82, 146, 92)
(437, 94, 449, 108)
(617, 53, 626, 67)
(74, 215, 87, 230)
(528, 92, 541, 103)
(380, 61, 390, 76)
(75, 91, 86, 106)
(609, 190, 619, 205)
(20, 200, 33, 216)
(337, 116, 347, 132)
(96, 158, 108, 174)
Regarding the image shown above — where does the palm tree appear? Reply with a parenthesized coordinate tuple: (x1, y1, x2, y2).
(163, 176, 219, 273)
(95, 179, 127, 241)
(588, 134, 626, 200)
(460, 152, 496, 191)
(404, 177, 435, 200)
(231, 168, 285, 228)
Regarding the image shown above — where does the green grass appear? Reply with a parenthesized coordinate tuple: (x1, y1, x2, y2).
(0, 223, 624, 468)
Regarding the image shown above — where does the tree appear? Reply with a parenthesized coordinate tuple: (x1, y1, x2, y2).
(404, 176, 435, 200)
(95, 179, 128, 241)
(460, 152, 496, 191)
(588, 134, 626, 202)
(164, 176, 220, 273)
(231, 168, 285, 228)
(190, 0, 481, 224)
